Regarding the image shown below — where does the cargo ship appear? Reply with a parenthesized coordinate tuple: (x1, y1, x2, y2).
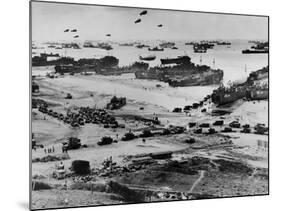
(135, 55, 224, 87)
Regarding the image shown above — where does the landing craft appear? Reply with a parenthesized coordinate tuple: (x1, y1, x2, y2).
(139, 10, 147, 16)
(73, 35, 79, 38)
(64, 29, 69, 32)
(135, 19, 141, 24)
(158, 24, 163, 27)
(71, 29, 77, 32)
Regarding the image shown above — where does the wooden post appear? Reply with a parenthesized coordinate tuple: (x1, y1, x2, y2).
(32, 181, 36, 191)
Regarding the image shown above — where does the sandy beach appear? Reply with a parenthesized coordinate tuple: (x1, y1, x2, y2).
(31, 69, 268, 209)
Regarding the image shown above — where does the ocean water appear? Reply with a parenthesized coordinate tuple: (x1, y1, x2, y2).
(32, 40, 268, 110)
(32, 40, 268, 83)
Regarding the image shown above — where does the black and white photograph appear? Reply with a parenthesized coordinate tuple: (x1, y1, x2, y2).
(30, 1, 269, 210)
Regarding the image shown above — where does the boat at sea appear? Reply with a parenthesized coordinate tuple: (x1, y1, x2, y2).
(96, 43, 113, 50)
(139, 55, 156, 61)
(242, 41, 268, 54)
(119, 43, 134, 46)
(136, 44, 150, 49)
(193, 42, 214, 53)
(185, 42, 196, 45)
(47, 45, 56, 48)
(217, 41, 231, 45)
(160, 56, 190, 65)
(83, 42, 95, 48)
(40, 53, 60, 57)
(62, 43, 81, 49)
(193, 45, 207, 53)
(148, 47, 164, 51)
(242, 49, 268, 54)
(135, 55, 223, 87)
(159, 42, 175, 48)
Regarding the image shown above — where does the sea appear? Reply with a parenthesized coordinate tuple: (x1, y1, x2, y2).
(32, 40, 268, 110)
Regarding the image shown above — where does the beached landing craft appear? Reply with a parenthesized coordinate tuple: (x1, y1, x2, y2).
(135, 55, 223, 87)
(211, 66, 268, 105)
(54, 56, 119, 74)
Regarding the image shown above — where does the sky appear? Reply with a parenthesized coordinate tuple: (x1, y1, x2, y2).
(31, 1, 268, 42)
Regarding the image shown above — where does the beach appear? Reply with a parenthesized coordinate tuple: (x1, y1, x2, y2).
(31, 61, 268, 208)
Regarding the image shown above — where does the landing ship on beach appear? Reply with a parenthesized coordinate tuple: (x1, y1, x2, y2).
(135, 55, 223, 87)
(211, 66, 268, 105)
